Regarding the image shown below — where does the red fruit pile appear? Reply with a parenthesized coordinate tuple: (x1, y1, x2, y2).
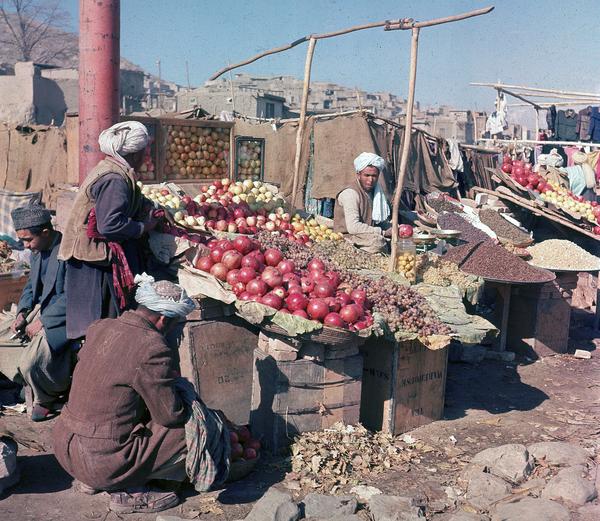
(195, 238, 374, 331)
(229, 425, 260, 462)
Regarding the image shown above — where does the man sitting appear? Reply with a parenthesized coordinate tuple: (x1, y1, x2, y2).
(333, 152, 391, 253)
(6, 205, 71, 421)
(53, 276, 202, 514)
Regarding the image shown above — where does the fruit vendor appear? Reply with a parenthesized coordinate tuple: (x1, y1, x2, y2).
(4, 205, 73, 421)
(333, 152, 391, 253)
(53, 276, 230, 514)
(59, 121, 159, 341)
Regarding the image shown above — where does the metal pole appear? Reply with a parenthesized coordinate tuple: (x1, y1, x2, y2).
(79, 0, 120, 184)
(389, 27, 420, 271)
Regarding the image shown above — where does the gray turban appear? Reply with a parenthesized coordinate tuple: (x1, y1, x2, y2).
(134, 273, 196, 318)
(11, 204, 52, 231)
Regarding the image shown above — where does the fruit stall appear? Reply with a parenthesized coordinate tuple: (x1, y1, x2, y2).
(139, 175, 506, 461)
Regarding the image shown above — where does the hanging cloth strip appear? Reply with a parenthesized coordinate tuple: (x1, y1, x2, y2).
(86, 207, 135, 310)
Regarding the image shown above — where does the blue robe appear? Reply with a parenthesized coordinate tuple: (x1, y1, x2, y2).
(17, 232, 69, 353)
(65, 174, 145, 340)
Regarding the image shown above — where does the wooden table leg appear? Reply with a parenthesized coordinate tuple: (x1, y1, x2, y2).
(496, 283, 511, 352)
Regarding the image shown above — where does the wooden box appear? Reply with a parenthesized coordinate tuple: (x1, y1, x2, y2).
(250, 348, 363, 453)
(176, 316, 259, 425)
(507, 275, 576, 359)
(0, 273, 28, 312)
(360, 338, 448, 435)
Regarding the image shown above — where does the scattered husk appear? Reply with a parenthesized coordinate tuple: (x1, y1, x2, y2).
(289, 423, 433, 492)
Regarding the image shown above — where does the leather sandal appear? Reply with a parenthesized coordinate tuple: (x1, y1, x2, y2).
(109, 487, 180, 514)
(73, 480, 100, 495)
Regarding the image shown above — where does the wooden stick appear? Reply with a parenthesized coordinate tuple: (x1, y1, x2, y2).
(389, 27, 420, 272)
(478, 137, 600, 149)
(210, 6, 494, 80)
(291, 37, 317, 208)
(496, 87, 542, 110)
(472, 186, 600, 241)
(470, 82, 600, 99)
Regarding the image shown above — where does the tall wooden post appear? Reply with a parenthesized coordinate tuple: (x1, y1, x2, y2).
(291, 37, 317, 208)
(389, 27, 420, 271)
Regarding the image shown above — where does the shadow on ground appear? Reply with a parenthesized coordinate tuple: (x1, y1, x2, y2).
(443, 359, 549, 421)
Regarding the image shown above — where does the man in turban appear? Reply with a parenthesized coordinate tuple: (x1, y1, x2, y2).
(53, 276, 200, 513)
(333, 152, 391, 253)
(4, 204, 72, 421)
(59, 121, 159, 341)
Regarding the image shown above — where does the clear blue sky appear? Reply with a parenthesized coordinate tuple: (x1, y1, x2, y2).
(62, 1, 600, 111)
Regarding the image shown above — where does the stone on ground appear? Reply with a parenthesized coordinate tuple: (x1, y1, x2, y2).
(302, 493, 358, 518)
(490, 497, 571, 521)
(244, 487, 300, 521)
(368, 494, 424, 520)
(445, 512, 490, 521)
(156, 516, 184, 521)
(527, 441, 590, 467)
(350, 484, 383, 502)
(465, 471, 512, 510)
(0, 438, 19, 494)
(471, 444, 533, 483)
(541, 465, 597, 506)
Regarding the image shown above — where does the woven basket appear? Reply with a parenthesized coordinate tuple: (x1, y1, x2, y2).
(260, 322, 360, 346)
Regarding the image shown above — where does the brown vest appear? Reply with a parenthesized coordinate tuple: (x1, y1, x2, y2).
(58, 159, 142, 263)
(333, 178, 373, 234)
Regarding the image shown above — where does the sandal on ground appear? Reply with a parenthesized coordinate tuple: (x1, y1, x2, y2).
(109, 487, 180, 514)
(73, 480, 101, 495)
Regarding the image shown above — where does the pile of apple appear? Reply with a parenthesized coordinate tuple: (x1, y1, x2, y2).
(502, 158, 599, 226)
(138, 143, 156, 181)
(195, 236, 374, 331)
(291, 214, 342, 242)
(197, 178, 285, 213)
(229, 424, 260, 462)
(140, 184, 183, 211)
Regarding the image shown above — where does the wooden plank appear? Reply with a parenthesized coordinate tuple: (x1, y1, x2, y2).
(360, 338, 448, 435)
(177, 317, 258, 425)
(250, 349, 363, 452)
(392, 341, 447, 434)
(0, 274, 28, 312)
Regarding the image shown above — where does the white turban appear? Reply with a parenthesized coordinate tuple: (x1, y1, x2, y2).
(354, 152, 386, 173)
(134, 273, 196, 318)
(99, 121, 149, 168)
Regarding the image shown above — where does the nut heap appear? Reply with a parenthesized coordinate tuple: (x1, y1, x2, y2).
(290, 423, 416, 491)
(165, 125, 230, 179)
(0, 240, 15, 273)
(416, 254, 481, 293)
(312, 240, 387, 272)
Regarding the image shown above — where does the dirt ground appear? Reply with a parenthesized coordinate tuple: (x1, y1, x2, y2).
(1, 313, 599, 521)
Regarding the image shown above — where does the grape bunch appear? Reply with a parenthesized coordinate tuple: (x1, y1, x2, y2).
(341, 271, 451, 337)
(255, 231, 313, 269)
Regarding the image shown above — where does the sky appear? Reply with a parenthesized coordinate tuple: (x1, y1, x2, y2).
(62, 0, 600, 112)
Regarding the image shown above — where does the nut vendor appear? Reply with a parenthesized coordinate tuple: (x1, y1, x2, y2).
(58, 121, 160, 342)
(333, 152, 392, 254)
(53, 276, 230, 514)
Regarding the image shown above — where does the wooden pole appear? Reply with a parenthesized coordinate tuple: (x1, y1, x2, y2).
(389, 27, 420, 272)
(535, 108, 540, 138)
(471, 82, 600, 99)
(210, 6, 494, 80)
(291, 37, 317, 208)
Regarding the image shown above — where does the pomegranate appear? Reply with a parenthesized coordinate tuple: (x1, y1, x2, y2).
(195, 256, 213, 272)
(293, 309, 309, 319)
(238, 267, 257, 284)
(340, 304, 361, 324)
(233, 235, 253, 255)
(264, 248, 284, 267)
(307, 299, 329, 321)
(277, 259, 296, 274)
(324, 312, 347, 329)
(261, 267, 283, 288)
(246, 278, 268, 297)
(261, 293, 283, 310)
(226, 269, 240, 286)
(210, 263, 228, 281)
(314, 281, 335, 298)
(398, 224, 413, 238)
(286, 293, 308, 312)
(307, 258, 326, 272)
(222, 250, 243, 270)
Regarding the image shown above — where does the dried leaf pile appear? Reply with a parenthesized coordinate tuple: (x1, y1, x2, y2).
(289, 423, 430, 492)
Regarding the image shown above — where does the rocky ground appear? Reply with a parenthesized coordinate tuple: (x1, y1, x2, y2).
(0, 315, 599, 521)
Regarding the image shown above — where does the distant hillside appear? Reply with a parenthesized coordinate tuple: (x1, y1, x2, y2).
(0, 13, 145, 72)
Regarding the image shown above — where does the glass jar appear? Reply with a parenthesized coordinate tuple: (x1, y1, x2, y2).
(396, 239, 417, 283)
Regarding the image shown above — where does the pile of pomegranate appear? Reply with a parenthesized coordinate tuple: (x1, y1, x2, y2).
(195, 235, 374, 331)
(229, 424, 260, 462)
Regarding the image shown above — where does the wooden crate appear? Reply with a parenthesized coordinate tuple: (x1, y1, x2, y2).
(0, 273, 28, 312)
(507, 275, 576, 359)
(360, 339, 448, 435)
(250, 348, 363, 453)
(176, 316, 259, 425)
